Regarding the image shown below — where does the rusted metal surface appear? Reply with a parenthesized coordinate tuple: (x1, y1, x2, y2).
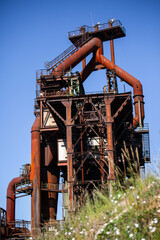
(30, 116, 41, 235)
(52, 37, 102, 77)
(2, 20, 149, 239)
(6, 176, 24, 223)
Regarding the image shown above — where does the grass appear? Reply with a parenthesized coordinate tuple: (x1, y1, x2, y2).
(34, 145, 160, 240)
(34, 174, 160, 240)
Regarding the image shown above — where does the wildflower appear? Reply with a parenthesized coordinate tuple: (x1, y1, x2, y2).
(135, 223, 139, 228)
(55, 232, 59, 236)
(80, 231, 83, 234)
(141, 238, 145, 240)
(142, 200, 146, 204)
(114, 200, 118, 204)
(65, 232, 68, 235)
(151, 227, 156, 233)
(157, 209, 160, 213)
(106, 231, 110, 234)
(110, 219, 113, 223)
(154, 218, 158, 224)
(137, 195, 140, 199)
(115, 229, 120, 235)
(87, 222, 89, 225)
(90, 229, 94, 232)
(68, 232, 71, 235)
(70, 227, 73, 230)
(158, 196, 160, 199)
(72, 238, 75, 240)
(130, 186, 134, 189)
(126, 226, 129, 229)
(117, 194, 121, 198)
(129, 233, 134, 238)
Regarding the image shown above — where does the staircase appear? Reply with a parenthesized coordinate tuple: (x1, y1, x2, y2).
(44, 32, 92, 71)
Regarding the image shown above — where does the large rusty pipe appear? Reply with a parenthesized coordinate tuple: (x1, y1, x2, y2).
(96, 53, 144, 128)
(80, 54, 96, 83)
(30, 116, 41, 234)
(52, 38, 102, 77)
(45, 144, 59, 220)
(6, 176, 24, 223)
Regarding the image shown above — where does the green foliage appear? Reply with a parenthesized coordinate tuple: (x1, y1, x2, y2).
(36, 174, 160, 240)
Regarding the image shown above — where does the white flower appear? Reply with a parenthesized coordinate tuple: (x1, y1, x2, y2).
(115, 229, 120, 235)
(130, 186, 134, 189)
(142, 200, 146, 204)
(106, 231, 110, 234)
(154, 218, 158, 224)
(72, 238, 75, 240)
(55, 232, 59, 236)
(157, 209, 160, 213)
(151, 227, 156, 233)
(118, 194, 121, 198)
(68, 232, 71, 235)
(137, 195, 140, 199)
(135, 223, 139, 228)
(70, 227, 73, 230)
(110, 219, 113, 223)
(126, 225, 129, 229)
(80, 231, 83, 234)
(103, 216, 106, 220)
(141, 238, 145, 240)
(87, 222, 89, 225)
(90, 229, 94, 232)
(114, 200, 118, 203)
(129, 233, 134, 238)
(158, 195, 160, 199)
(65, 232, 68, 235)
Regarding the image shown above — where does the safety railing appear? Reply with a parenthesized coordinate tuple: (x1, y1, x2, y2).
(68, 20, 126, 37)
(41, 182, 67, 191)
(44, 32, 91, 71)
(7, 220, 31, 229)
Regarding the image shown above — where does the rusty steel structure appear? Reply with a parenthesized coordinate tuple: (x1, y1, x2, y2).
(1, 19, 150, 239)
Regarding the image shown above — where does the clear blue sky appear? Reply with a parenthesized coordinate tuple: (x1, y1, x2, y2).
(0, 0, 160, 221)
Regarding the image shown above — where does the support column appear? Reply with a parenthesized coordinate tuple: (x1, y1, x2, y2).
(104, 97, 115, 180)
(63, 100, 74, 212)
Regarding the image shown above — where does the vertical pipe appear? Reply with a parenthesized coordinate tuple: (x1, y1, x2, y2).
(109, 22, 115, 64)
(6, 176, 24, 223)
(30, 116, 41, 235)
(46, 143, 59, 220)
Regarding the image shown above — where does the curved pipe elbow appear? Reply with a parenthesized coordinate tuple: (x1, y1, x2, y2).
(52, 37, 102, 77)
(96, 53, 144, 128)
(6, 176, 24, 222)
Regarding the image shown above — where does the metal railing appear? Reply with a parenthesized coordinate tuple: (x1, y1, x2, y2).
(41, 182, 67, 191)
(68, 20, 126, 37)
(44, 32, 91, 71)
